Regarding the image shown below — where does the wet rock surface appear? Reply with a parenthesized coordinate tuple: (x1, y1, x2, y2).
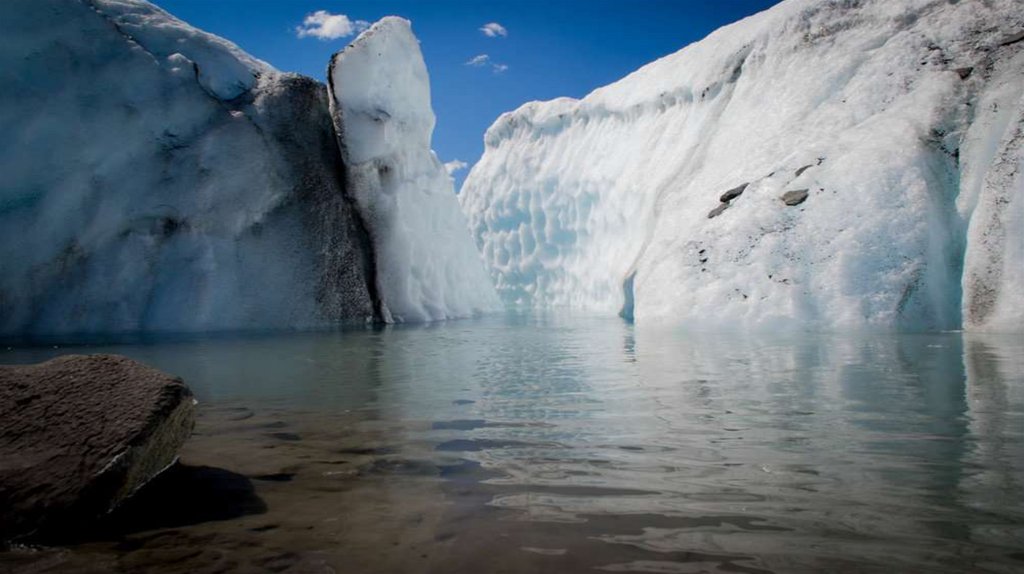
(0, 355, 195, 542)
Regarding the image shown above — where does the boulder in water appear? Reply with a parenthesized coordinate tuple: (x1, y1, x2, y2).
(0, 355, 195, 541)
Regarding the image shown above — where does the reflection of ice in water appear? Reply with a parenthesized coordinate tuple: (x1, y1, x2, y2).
(368, 320, 1022, 571)
(1, 316, 1021, 572)
(962, 334, 1024, 551)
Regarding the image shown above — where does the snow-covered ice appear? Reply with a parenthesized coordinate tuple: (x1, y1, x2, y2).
(329, 18, 500, 322)
(461, 0, 1024, 332)
(86, 0, 273, 100)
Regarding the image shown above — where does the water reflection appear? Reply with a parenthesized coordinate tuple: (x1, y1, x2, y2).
(2, 316, 1022, 572)
(962, 334, 1024, 554)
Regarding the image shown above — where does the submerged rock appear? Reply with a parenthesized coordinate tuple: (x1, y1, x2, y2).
(0, 355, 195, 541)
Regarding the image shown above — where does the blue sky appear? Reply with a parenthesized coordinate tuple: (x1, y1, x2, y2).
(157, 0, 781, 188)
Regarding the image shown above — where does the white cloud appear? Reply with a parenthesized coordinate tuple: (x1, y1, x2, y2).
(466, 54, 508, 74)
(296, 10, 369, 40)
(444, 160, 468, 175)
(479, 22, 508, 38)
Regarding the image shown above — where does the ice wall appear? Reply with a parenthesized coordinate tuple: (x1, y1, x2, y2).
(958, 49, 1024, 332)
(0, 1, 502, 336)
(461, 0, 1024, 331)
(328, 18, 500, 322)
(0, 0, 375, 335)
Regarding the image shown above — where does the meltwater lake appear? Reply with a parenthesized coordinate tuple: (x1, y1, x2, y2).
(2, 313, 1022, 573)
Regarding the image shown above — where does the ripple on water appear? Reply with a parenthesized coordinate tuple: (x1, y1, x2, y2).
(1, 317, 1022, 573)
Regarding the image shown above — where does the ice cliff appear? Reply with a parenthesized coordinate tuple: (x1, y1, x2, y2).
(328, 18, 500, 322)
(461, 0, 1023, 332)
(0, 1, 494, 335)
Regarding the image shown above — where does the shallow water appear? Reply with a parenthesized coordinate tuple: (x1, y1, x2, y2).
(2, 314, 1023, 573)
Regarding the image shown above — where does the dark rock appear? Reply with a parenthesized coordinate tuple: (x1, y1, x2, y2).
(718, 182, 748, 203)
(794, 164, 814, 177)
(955, 67, 973, 79)
(0, 355, 195, 542)
(707, 202, 731, 219)
(781, 189, 810, 206)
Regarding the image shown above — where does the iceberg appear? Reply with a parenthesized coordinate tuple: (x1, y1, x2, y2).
(328, 18, 500, 323)
(0, 0, 375, 335)
(461, 0, 1023, 332)
(0, 1, 496, 335)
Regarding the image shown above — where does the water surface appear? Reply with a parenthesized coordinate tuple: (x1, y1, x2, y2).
(2, 314, 1022, 573)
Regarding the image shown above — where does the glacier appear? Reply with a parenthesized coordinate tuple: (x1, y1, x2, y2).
(0, 0, 495, 336)
(328, 18, 500, 322)
(461, 0, 1024, 332)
